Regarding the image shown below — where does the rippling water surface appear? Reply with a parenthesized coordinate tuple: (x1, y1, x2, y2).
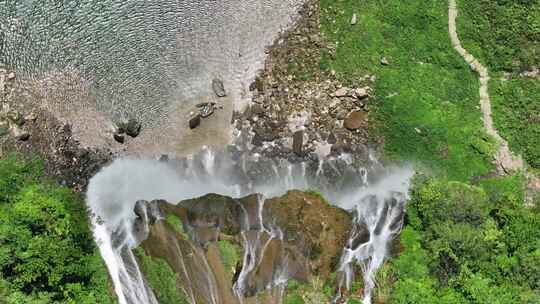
(0, 0, 301, 152)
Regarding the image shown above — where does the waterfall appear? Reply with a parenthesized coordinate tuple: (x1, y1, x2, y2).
(336, 169, 413, 303)
(86, 146, 413, 304)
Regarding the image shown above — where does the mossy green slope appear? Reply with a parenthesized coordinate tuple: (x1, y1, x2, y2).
(320, 0, 494, 181)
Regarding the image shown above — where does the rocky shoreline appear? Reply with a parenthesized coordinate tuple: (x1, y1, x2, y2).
(1, 0, 379, 193)
(233, 0, 379, 165)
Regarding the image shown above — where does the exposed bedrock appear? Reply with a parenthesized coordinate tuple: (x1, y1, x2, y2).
(132, 190, 357, 304)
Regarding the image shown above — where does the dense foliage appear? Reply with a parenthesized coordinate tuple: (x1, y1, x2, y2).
(389, 176, 540, 303)
(456, 0, 539, 73)
(0, 155, 115, 303)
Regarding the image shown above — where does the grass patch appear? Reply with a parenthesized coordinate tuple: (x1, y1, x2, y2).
(455, 0, 539, 73)
(320, 0, 495, 181)
(165, 213, 189, 239)
(285, 277, 332, 304)
(217, 240, 241, 276)
(305, 189, 329, 203)
(135, 248, 189, 304)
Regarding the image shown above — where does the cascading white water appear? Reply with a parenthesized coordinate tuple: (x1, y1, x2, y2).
(86, 149, 413, 304)
(337, 169, 413, 304)
(232, 194, 285, 300)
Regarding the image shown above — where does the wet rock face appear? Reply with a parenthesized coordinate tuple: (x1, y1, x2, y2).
(133, 190, 356, 304)
(265, 191, 353, 276)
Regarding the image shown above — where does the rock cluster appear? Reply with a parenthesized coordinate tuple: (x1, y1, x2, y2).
(0, 70, 33, 142)
(233, 0, 378, 164)
(188, 79, 226, 130)
(112, 118, 142, 143)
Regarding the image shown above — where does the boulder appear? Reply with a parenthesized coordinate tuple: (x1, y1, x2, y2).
(293, 130, 304, 156)
(10, 125, 29, 141)
(212, 78, 227, 97)
(24, 112, 37, 122)
(7, 72, 15, 80)
(159, 154, 169, 162)
(189, 113, 201, 129)
(344, 110, 367, 130)
(353, 87, 369, 99)
(380, 57, 390, 66)
(199, 103, 215, 118)
(113, 133, 125, 143)
(327, 132, 337, 145)
(334, 87, 349, 97)
(250, 104, 265, 115)
(126, 119, 141, 137)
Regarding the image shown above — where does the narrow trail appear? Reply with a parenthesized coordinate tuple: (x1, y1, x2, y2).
(447, 0, 524, 174)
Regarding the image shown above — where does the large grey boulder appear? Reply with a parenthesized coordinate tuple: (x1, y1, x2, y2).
(126, 119, 141, 137)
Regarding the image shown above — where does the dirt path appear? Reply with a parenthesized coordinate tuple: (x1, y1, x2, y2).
(448, 0, 524, 174)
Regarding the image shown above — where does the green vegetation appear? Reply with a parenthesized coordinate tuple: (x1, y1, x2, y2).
(387, 176, 540, 303)
(456, 0, 539, 73)
(0, 155, 115, 303)
(165, 213, 189, 239)
(284, 277, 334, 304)
(134, 248, 189, 304)
(217, 240, 241, 276)
(320, 1, 540, 303)
(321, 0, 494, 181)
(305, 189, 328, 203)
(284, 275, 363, 304)
(456, 0, 540, 170)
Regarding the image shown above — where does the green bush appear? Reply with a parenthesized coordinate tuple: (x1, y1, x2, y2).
(389, 176, 540, 303)
(0, 155, 115, 303)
